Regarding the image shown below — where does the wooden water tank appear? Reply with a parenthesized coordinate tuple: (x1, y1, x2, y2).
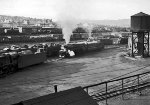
(131, 12, 150, 32)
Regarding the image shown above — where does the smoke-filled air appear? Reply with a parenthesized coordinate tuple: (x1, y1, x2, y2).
(55, 0, 93, 44)
(58, 16, 78, 44)
(82, 23, 93, 38)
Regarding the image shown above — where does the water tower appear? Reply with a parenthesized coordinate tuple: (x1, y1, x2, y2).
(131, 12, 150, 57)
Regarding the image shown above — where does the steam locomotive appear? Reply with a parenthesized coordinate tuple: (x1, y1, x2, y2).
(59, 38, 104, 57)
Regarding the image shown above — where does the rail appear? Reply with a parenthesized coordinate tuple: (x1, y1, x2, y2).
(83, 71, 150, 104)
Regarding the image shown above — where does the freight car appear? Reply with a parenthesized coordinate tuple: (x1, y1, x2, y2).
(45, 43, 61, 57)
(99, 38, 113, 45)
(0, 48, 47, 77)
(34, 43, 61, 57)
(118, 37, 128, 44)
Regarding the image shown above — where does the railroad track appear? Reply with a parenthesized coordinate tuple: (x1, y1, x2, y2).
(83, 71, 150, 103)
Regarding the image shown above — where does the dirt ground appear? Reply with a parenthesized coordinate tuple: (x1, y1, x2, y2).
(0, 45, 150, 105)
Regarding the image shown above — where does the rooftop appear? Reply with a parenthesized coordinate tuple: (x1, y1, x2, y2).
(131, 12, 150, 17)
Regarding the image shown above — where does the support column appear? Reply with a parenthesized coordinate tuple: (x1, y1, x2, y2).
(132, 32, 134, 57)
(137, 75, 141, 95)
(148, 32, 149, 56)
(142, 33, 145, 57)
(106, 82, 108, 105)
(86, 88, 88, 93)
(122, 79, 124, 99)
(54, 85, 58, 93)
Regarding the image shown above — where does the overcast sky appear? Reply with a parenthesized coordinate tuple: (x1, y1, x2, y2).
(0, 0, 150, 20)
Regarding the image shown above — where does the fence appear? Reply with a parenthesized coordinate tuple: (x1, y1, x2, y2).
(83, 71, 150, 104)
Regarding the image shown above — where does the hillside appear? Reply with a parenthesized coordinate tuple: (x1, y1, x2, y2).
(0, 15, 52, 24)
(0, 15, 130, 27)
(84, 19, 130, 27)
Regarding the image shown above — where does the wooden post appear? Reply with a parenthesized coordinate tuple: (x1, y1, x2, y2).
(142, 33, 144, 57)
(86, 88, 88, 93)
(132, 32, 134, 57)
(122, 79, 124, 99)
(148, 32, 149, 56)
(137, 75, 141, 95)
(137, 75, 139, 86)
(106, 82, 108, 105)
(54, 85, 57, 93)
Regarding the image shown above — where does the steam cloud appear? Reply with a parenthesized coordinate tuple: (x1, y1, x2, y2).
(59, 16, 78, 44)
(55, 0, 93, 44)
(87, 25, 93, 38)
(82, 23, 93, 37)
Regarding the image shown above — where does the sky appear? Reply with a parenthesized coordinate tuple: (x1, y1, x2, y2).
(0, 0, 150, 20)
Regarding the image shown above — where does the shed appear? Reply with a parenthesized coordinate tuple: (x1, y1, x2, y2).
(13, 87, 98, 105)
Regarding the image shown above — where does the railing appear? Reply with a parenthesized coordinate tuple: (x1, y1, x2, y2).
(83, 71, 150, 104)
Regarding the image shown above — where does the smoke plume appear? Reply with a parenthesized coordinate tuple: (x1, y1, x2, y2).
(87, 25, 93, 38)
(54, 0, 93, 44)
(59, 16, 78, 44)
(83, 23, 93, 37)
